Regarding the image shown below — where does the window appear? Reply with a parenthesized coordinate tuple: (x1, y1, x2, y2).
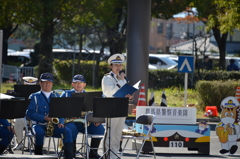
(149, 57, 167, 65)
(166, 23, 172, 40)
(157, 22, 163, 34)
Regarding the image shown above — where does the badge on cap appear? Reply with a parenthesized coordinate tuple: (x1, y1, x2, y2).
(40, 73, 54, 82)
(72, 74, 86, 83)
(221, 96, 239, 108)
(108, 54, 125, 64)
(23, 76, 38, 85)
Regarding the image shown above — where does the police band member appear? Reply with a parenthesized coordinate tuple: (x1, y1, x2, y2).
(0, 119, 15, 154)
(26, 73, 76, 159)
(13, 76, 38, 150)
(102, 54, 133, 159)
(61, 74, 105, 158)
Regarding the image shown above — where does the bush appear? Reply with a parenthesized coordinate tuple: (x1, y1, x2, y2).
(53, 60, 110, 85)
(195, 80, 240, 112)
(148, 69, 240, 89)
(149, 69, 185, 89)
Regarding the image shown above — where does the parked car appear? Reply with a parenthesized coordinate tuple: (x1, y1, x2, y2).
(149, 54, 178, 70)
(7, 50, 31, 66)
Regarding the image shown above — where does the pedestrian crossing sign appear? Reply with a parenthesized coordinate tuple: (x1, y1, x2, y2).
(178, 56, 194, 73)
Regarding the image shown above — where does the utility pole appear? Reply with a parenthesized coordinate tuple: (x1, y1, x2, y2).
(0, 30, 3, 86)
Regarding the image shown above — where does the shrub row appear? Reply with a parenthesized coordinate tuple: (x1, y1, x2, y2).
(195, 80, 240, 112)
(53, 60, 240, 88)
(53, 60, 110, 85)
(149, 69, 240, 89)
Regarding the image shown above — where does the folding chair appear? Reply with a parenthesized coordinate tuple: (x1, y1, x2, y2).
(45, 136, 58, 156)
(22, 117, 58, 155)
(84, 112, 105, 159)
(121, 114, 156, 159)
(22, 116, 35, 154)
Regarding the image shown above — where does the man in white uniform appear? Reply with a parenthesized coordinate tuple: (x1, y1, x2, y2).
(102, 54, 133, 159)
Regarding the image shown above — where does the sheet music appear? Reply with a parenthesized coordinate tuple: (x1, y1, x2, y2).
(113, 80, 140, 97)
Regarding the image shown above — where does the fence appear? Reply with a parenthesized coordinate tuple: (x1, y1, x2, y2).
(1, 64, 34, 81)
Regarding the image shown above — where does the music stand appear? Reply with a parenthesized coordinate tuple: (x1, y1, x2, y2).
(49, 97, 84, 118)
(72, 91, 102, 111)
(14, 85, 40, 99)
(0, 98, 30, 154)
(93, 97, 129, 159)
(0, 98, 30, 119)
(48, 97, 84, 158)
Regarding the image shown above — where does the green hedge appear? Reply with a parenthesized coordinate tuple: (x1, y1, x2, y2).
(53, 60, 240, 89)
(195, 80, 240, 112)
(53, 60, 110, 85)
(149, 69, 240, 89)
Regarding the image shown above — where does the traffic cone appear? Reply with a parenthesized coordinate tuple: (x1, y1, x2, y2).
(235, 87, 240, 102)
(137, 84, 147, 106)
(160, 90, 167, 107)
(9, 73, 14, 83)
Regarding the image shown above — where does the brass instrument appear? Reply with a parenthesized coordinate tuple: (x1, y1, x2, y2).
(46, 118, 59, 136)
(216, 126, 228, 143)
(122, 129, 144, 137)
(65, 118, 85, 124)
(64, 111, 89, 124)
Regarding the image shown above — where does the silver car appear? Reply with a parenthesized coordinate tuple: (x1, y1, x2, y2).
(149, 54, 178, 70)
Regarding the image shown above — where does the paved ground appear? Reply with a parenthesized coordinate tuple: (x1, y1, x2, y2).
(0, 133, 156, 159)
(0, 130, 216, 159)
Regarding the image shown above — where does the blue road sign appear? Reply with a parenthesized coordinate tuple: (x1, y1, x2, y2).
(178, 56, 194, 73)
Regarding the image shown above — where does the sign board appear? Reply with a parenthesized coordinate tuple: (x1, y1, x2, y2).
(136, 106, 196, 124)
(178, 56, 194, 73)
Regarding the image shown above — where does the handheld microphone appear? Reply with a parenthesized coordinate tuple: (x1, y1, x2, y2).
(119, 71, 130, 83)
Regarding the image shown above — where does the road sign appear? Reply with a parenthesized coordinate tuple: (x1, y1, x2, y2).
(178, 56, 194, 73)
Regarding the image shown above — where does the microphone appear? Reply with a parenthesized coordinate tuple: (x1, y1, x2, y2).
(119, 71, 130, 83)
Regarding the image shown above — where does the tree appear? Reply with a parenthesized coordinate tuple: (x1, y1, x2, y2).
(151, 0, 233, 70)
(56, 0, 128, 86)
(211, 0, 240, 33)
(190, 0, 229, 70)
(16, 0, 88, 76)
(151, 0, 191, 19)
(0, 1, 20, 64)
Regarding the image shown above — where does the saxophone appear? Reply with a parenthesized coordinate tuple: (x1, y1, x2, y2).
(216, 126, 228, 143)
(45, 118, 59, 136)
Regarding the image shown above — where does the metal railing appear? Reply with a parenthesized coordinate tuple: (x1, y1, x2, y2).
(2, 64, 34, 81)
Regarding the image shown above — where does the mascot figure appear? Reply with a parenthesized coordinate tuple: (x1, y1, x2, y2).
(216, 96, 240, 155)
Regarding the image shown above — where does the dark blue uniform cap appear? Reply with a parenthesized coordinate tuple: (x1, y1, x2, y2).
(40, 73, 54, 82)
(72, 74, 86, 83)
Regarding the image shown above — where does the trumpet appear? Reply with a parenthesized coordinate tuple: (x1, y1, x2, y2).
(46, 118, 59, 136)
